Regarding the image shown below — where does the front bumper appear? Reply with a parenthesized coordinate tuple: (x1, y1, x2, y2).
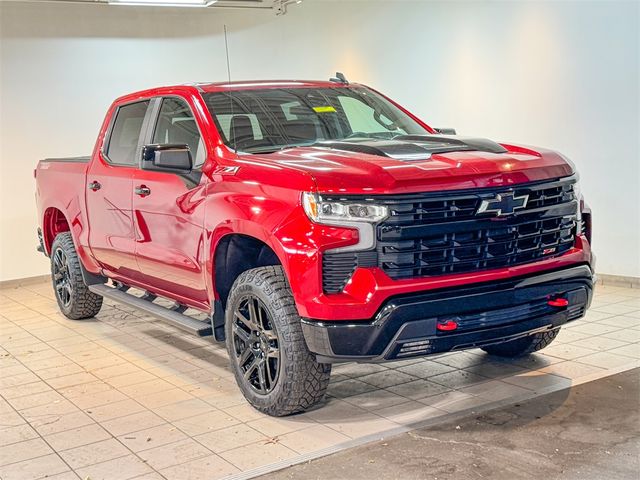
(301, 264, 594, 363)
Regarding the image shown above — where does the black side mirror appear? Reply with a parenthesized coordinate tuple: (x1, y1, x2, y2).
(434, 128, 457, 135)
(141, 144, 192, 173)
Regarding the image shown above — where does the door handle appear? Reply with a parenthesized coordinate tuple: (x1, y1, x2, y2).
(134, 185, 151, 197)
(88, 181, 101, 191)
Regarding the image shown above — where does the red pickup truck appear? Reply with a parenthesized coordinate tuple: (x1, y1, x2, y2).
(35, 76, 594, 416)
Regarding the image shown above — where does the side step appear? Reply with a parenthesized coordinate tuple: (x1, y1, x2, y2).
(89, 284, 213, 337)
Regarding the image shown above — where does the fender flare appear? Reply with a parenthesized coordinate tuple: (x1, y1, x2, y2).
(206, 220, 291, 341)
(43, 207, 107, 286)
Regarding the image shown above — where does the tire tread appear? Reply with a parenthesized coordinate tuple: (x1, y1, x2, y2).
(482, 328, 559, 357)
(225, 266, 330, 416)
(51, 232, 103, 320)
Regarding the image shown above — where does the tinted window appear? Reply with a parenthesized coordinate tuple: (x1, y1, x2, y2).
(152, 98, 205, 168)
(203, 87, 427, 153)
(338, 96, 397, 133)
(215, 113, 263, 142)
(106, 101, 149, 165)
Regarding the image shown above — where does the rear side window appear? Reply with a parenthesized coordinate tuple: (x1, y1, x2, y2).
(106, 101, 150, 165)
(152, 98, 205, 168)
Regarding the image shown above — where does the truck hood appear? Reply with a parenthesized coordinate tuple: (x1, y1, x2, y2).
(248, 135, 574, 195)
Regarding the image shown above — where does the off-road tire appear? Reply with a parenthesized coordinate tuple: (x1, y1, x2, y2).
(50, 232, 103, 320)
(482, 328, 560, 357)
(225, 266, 331, 416)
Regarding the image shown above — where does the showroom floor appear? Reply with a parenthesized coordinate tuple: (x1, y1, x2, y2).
(261, 369, 640, 480)
(0, 281, 638, 480)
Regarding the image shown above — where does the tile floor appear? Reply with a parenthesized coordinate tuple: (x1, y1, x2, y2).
(1, 280, 639, 480)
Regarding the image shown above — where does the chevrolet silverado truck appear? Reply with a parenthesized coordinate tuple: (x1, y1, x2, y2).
(35, 75, 594, 416)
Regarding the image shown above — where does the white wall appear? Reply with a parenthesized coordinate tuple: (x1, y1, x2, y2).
(1, 0, 638, 281)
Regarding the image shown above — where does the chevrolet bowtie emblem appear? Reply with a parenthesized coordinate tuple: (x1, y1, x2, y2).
(477, 192, 529, 217)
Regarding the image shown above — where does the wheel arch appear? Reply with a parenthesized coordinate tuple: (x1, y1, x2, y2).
(43, 208, 106, 286)
(213, 233, 283, 310)
(42, 207, 71, 255)
(209, 227, 293, 341)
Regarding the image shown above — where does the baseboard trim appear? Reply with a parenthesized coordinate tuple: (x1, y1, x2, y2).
(0, 274, 50, 289)
(596, 273, 640, 289)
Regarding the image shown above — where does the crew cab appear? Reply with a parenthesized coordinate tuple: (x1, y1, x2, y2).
(35, 75, 595, 416)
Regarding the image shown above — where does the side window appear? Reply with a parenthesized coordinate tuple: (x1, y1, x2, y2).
(152, 98, 205, 168)
(106, 101, 150, 165)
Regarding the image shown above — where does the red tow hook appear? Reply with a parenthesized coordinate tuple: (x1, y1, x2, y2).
(436, 320, 459, 332)
(547, 297, 569, 308)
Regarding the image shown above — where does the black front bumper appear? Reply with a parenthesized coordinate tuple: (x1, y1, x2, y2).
(301, 265, 594, 363)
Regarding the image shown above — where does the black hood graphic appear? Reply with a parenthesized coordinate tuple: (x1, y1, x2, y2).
(315, 134, 507, 161)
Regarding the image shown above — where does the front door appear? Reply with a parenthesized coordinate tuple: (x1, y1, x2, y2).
(132, 97, 209, 307)
(86, 100, 150, 279)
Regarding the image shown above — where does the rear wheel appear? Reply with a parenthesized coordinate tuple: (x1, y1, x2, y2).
(50, 232, 103, 320)
(225, 266, 331, 416)
(482, 328, 560, 357)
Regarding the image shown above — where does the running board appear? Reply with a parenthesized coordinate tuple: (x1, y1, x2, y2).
(89, 284, 213, 337)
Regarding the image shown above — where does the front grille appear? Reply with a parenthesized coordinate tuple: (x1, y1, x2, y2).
(376, 178, 577, 280)
(322, 178, 578, 292)
(379, 215, 576, 279)
(374, 180, 574, 227)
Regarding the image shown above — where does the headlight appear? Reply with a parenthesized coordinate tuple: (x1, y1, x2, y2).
(573, 179, 581, 203)
(301, 192, 388, 253)
(573, 179, 582, 222)
(302, 192, 389, 224)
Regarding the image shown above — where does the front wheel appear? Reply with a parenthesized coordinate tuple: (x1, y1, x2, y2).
(50, 232, 103, 320)
(225, 266, 331, 416)
(481, 328, 560, 357)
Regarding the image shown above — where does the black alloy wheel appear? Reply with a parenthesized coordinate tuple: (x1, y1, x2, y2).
(224, 266, 331, 416)
(231, 295, 280, 394)
(50, 232, 103, 320)
(53, 247, 72, 308)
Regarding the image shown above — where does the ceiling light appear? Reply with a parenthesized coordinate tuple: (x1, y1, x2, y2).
(108, 0, 217, 7)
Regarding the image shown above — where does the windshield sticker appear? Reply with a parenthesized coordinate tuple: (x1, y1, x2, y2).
(313, 106, 337, 113)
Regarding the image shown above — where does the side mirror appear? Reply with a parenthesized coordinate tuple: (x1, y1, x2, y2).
(141, 144, 192, 173)
(434, 128, 457, 135)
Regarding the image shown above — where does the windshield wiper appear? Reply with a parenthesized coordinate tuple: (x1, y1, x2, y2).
(245, 142, 318, 154)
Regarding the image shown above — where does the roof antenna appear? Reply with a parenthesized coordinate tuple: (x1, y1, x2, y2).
(224, 25, 232, 85)
(329, 72, 349, 84)
(223, 25, 237, 152)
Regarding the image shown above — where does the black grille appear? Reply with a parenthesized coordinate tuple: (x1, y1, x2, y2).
(397, 339, 436, 358)
(374, 179, 575, 227)
(566, 304, 586, 321)
(377, 178, 577, 280)
(379, 215, 576, 279)
(322, 251, 377, 294)
(322, 178, 578, 291)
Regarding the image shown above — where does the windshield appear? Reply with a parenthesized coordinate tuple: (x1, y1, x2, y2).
(202, 86, 428, 153)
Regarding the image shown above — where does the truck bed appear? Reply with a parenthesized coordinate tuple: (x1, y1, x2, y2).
(41, 156, 90, 163)
(35, 156, 90, 259)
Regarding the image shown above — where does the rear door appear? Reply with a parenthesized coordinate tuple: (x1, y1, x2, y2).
(132, 96, 209, 307)
(86, 100, 150, 278)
